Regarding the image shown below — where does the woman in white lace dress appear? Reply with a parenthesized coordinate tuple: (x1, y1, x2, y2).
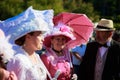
(3, 6, 54, 80)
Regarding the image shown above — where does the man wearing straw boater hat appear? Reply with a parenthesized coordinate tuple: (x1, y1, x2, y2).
(79, 19, 120, 80)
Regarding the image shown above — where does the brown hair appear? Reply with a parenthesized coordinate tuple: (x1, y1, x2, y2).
(15, 32, 34, 46)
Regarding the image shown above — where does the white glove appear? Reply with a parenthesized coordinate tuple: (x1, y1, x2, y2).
(71, 74, 78, 80)
(51, 70, 61, 80)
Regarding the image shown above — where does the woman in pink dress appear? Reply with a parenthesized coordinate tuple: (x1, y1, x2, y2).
(41, 23, 77, 80)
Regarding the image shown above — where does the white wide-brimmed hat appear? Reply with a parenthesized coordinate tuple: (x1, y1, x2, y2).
(43, 23, 76, 48)
(0, 6, 54, 43)
(94, 18, 115, 31)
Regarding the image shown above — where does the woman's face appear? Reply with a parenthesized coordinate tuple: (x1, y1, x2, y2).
(51, 35, 67, 51)
(27, 31, 44, 50)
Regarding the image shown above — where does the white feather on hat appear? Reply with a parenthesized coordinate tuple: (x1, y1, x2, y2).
(0, 29, 15, 63)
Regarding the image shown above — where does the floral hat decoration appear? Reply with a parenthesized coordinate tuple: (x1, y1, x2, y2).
(43, 23, 76, 48)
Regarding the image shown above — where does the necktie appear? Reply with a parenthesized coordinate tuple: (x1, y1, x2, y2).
(98, 43, 108, 48)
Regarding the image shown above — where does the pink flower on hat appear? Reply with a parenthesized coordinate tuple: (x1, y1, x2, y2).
(60, 25, 71, 33)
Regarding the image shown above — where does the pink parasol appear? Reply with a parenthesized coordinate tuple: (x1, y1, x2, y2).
(53, 12, 94, 49)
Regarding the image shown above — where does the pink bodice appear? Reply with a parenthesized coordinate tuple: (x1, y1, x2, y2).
(41, 48, 72, 80)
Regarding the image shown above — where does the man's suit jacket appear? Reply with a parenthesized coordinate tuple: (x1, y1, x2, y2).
(79, 40, 120, 80)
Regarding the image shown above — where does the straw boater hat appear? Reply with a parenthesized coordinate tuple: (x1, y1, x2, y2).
(94, 18, 115, 31)
(0, 6, 54, 43)
(43, 23, 76, 48)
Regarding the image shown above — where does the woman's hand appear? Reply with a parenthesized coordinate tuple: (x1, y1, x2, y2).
(8, 71, 18, 80)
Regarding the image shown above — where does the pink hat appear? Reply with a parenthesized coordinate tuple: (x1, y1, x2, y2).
(0, 29, 5, 39)
(43, 23, 76, 48)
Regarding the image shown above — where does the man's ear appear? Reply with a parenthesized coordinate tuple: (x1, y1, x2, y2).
(110, 31, 114, 37)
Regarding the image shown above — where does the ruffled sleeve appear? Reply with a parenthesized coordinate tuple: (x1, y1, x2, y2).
(7, 53, 44, 80)
(7, 54, 31, 80)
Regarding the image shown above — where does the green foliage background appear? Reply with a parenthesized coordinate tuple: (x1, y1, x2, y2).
(0, 0, 120, 29)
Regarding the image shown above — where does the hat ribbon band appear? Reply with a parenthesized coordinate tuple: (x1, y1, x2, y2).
(97, 25, 112, 29)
